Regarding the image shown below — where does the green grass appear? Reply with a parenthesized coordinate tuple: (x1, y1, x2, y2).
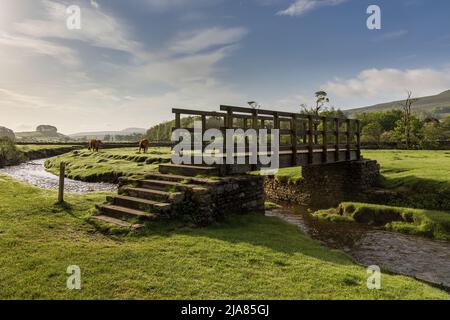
(274, 166, 303, 183)
(44, 147, 171, 182)
(16, 145, 77, 152)
(362, 150, 450, 210)
(315, 202, 450, 241)
(0, 175, 448, 299)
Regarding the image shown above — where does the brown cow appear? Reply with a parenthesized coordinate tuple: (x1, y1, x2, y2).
(138, 139, 149, 154)
(88, 139, 102, 152)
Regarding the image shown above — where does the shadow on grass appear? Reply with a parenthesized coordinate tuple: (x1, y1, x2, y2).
(98, 213, 357, 267)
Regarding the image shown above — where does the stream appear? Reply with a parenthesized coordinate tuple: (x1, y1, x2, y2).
(0, 158, 116, 194)
(266, 206, 450, 290)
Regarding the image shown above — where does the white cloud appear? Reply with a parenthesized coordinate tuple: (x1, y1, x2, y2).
(323, 67, 450, 107)
(277, 0, 347, 16)
(169, 27, 248, 55)
(142, 0, 222, 12)
(12, 0, 140, 54)
(0, 1, 249, 133)
(374, 30, 409, 42)
(0, 33, 80, 67)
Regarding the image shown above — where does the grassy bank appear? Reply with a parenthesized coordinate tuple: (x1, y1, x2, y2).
(315, 202, 450, 241)
(363, 150, 450, 210)
(1, 141, 77, 167)
(45, 147, 171, 183)
(0, 175, 448, 299)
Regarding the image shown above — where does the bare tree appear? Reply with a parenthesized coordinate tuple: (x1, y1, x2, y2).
(399, 90, 418, 149)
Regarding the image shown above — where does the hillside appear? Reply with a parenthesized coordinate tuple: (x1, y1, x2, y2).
(347, 90, 450, 118)
(69, 127, 146, 139)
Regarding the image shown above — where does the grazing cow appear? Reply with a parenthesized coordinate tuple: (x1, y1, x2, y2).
(138, 139, 149, 154)
(88, 139, 102, 152)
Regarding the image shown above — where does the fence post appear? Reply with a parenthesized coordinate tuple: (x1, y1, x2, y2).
(335, 118, 340, 162)
(356, 120, 361, 160)
(58, 162, 65, 203)
(322, 117, 328, 163)
(308, 115, 314, 164)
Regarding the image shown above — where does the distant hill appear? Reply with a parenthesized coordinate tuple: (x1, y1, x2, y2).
(347, 90, 450, 118)
(69, 127, 146, 139)
(15, 125, 69, 142)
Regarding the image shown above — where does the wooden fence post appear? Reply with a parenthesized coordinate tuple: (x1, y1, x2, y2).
(308, 115, 314, 164)
(58, 162, 65, 203)
(322, 117, 328, 163)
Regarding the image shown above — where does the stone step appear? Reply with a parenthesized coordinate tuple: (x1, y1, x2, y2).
(158, 164, 221, 177)
(107, 195, 171, 213)
(144, 172, 219, 185)
(137, 179, 196, 191)
(93, 215, 144, 230)
(96, 204, 159, 221)
(122, 187, 184, 203)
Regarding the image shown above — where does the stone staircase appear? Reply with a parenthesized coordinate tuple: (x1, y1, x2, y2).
(94, 164, 219, 230)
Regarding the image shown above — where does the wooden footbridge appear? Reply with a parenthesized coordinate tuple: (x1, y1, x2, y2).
(95, 105, 363, 229)
(161, 105, 362, 175)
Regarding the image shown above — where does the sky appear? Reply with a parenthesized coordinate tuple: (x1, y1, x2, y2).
(1, 0, 450, 134)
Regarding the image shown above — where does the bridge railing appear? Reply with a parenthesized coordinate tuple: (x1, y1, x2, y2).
(172, 105, 361, 166)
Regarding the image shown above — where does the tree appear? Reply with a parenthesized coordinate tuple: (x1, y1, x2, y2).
(399, 90, 419, 149)
(421, 122, 445, 149)
(361, 122, 384, 146)
(392, 115, 422, 148)
(300, 91, 330, 115)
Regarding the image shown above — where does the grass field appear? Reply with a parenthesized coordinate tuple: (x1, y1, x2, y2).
(45, 147, 171, 182)
(362, 150, 450, 210)
(0, 175, 448, 299)
(16, 145, 77, 152)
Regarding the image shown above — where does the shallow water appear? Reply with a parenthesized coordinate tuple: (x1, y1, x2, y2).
(0, 159, 117, 194)
(267, 206, 450, 290)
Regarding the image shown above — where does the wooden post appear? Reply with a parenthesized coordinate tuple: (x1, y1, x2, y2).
(58, 162, 65, 203)
(346, 119, 351, 160)
(303, 120, 307, 144)
(175, 112, 181, 129)
(335, 118, 340, 162)
(291, 115, 298, 166)
(308, 115, 314, 164)
(322, 117, 328, 163)
(201, 115, 207, 156)
(251, 109, 258, 170)
(356, 120, 361, 160)
(314, 120, 318, 145)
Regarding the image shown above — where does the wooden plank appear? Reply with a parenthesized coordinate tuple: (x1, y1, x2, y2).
(172, 108, 226, 117)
